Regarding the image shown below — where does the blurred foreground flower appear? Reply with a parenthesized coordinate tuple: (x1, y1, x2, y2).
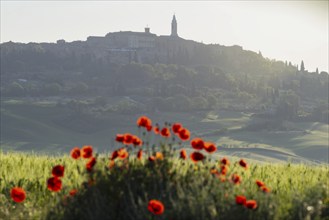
(148, 199, 165, 215)
(10, 187, 26, 203)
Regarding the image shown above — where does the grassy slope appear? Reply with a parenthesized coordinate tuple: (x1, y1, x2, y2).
(0, 152, 328, 219)
(1, 99, 328, 163)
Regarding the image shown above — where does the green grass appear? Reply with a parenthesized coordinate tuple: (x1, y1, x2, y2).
(1, 99, 328, 163)
(0, 151, 328, 220)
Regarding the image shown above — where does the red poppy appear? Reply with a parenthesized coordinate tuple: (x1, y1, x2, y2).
(178, 128, 190, 141)
(81, 145, 93, 159)
(204, 142, 217, 153)
(148, 156, 156, 162)
(137, 149, 143, 160)
(220, 157, 230, 166)
(148, 200, 165, 215)
(137, 116, 152, 128)
(231, 174, 241, 185)
(190, 151, 205, 162)
(180, 149, 187, 159)
(52, 165, 65, 178)
(210, 168, 219, 175)
(118, 148, 129, 159)
(69, 189, 78, 196)
(115, 134, 125, 142)
(86, 157, 96, 172)
(172, 123, 182, 134)
(235, 195, 247, 205)
(261, 186, 271, 193)
(146, 125, 152, 132)
(47, 177, 62, 192)
(70, 147, 81, 159)
(220, 165, 229, 175)
(123, 133, 134, 145)
(111, 150, 119, 160)
(245, 200, 257, 209)
(256, 180, 265, 188)
(153, 127, 160, 134)
(155, 152, 164, 160)
(10, 187, 26, 203)
(239, 159, 248, 169)
(161, 127, 170, 137)
(132, 135, 143, 146)
(190, 138, 205, 150)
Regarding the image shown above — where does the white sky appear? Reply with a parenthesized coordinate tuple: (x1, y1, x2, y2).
(0, 1, 328, 72)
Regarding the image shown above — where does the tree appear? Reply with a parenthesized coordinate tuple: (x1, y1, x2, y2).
(300, 60, 305, 72)
(43, 83, 61, 96)
(191, 96, 208, 110)
(70, 82, 89, 95)
(276, 91, 300, 120)
(6, 82, 24, 96)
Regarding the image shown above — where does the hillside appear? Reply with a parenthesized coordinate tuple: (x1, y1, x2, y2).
(1, 30, 328, 163)
(1, 98, 328, 163)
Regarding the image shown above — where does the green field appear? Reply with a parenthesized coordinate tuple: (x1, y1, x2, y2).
(0, 150, 328, 220)
(1, 99, 328, 163)
(1, 110, 329, 219)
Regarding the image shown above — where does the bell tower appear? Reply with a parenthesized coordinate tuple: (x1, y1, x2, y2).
(171, 15, 178, 37)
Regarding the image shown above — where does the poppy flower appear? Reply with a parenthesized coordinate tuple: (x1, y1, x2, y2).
(180, 149, 187, 159)
(172, 123, 182, 134)
(52, 165, 65, 178)
(235, 195, 246, 205)
(47, 177, 62, 192)
(204, 142, 217, 153)
(146, 125, 152, 132)
(115, 134, 125, 142)
(132, 135, 143, 146)
(245, 200, 257, 209)
(256, 180, 265, 188)
(220, 165, 229, 175)
(70, 147, 81, 159)
(109, 160, 115, 169)
(148, 156, 156, 162)
(239, 159, 248, 169)
(178, 128, 190, 141)
(153, 127, 160, 134)
(123, 133, 134, 145)
(190, 138, 205, 150)
(231, 174, 241, 185)
(10, 187, 26, 203)
(118, 148, 129, 159)
(190, 151, 205, 162)
(261, 186, 271, 193)
(86, 157, 96, 172)
(210, 168, 219, 175)
(137, 116, 152, 128)
(69, 189, 78, 196)
(111, 150, 119, 160)
(155, 152, 164, 160)
(161, 127, 170, 137)
(220, 157, 230, 166)
(148, 199, 165, 215)
(81, 145, 93, 159)
(137, 149, 143, 160)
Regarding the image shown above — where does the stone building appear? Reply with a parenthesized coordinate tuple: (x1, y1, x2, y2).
(84, 15, 201, 64)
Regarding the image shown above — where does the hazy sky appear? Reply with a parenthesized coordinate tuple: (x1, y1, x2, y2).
(1, 1, 328, 72)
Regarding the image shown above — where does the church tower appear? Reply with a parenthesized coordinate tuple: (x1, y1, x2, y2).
(171, 15, 178, 37)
